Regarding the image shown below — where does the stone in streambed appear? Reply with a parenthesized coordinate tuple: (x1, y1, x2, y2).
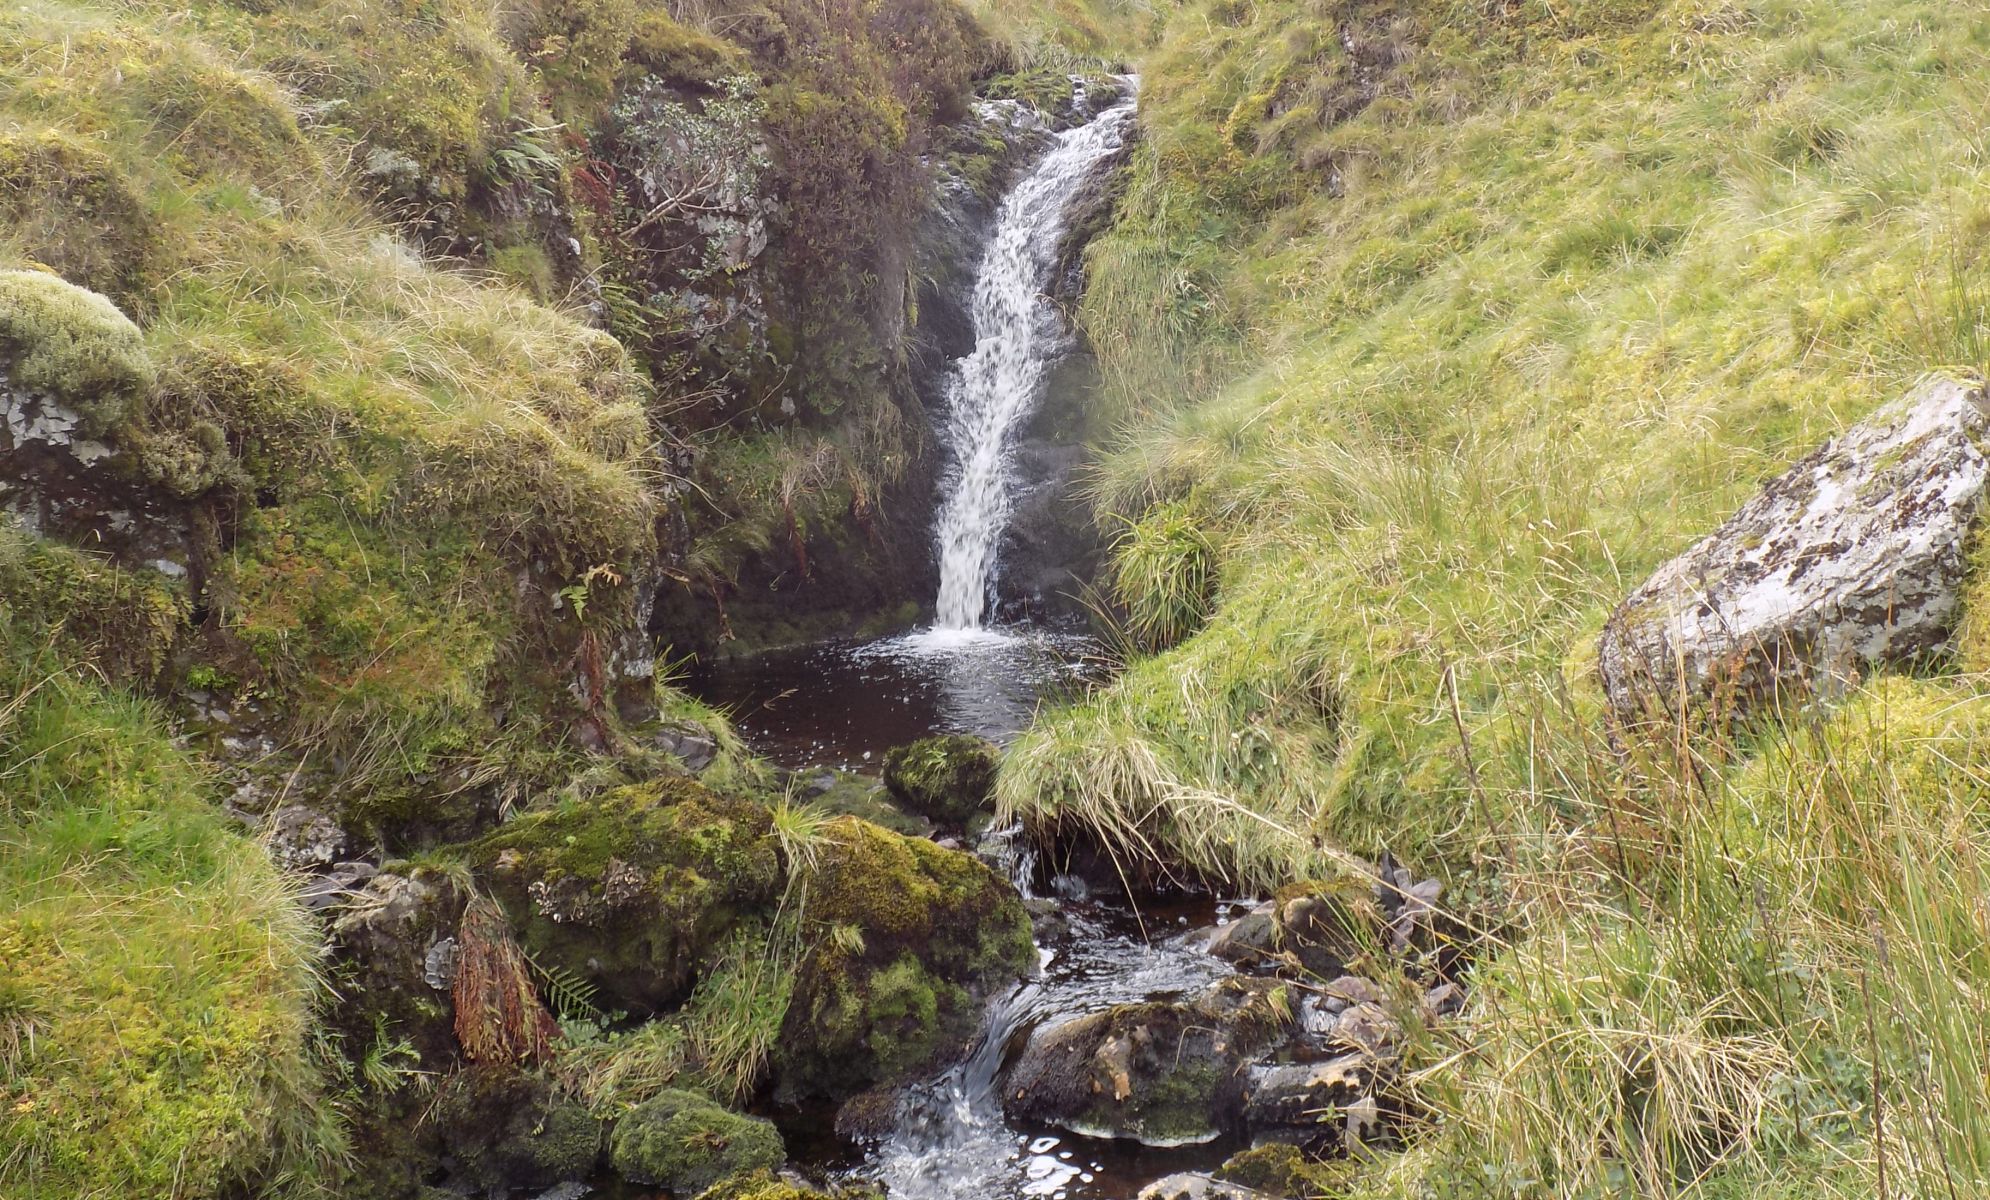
(773, 816, 1034, 1101)
(1206, 902, 1277, 966)
(881, 733, 999, 827)
(1003, 977, 1295, 1146)
(1598, 376, 1990, 726)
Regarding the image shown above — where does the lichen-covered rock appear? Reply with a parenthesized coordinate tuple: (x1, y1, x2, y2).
(1241, 1054, 1382, 1146)
(1599, 376, 1990, 725)
(472, 779, 780, 1012)
(609, 1088, 785, 1194)
(1003, 978, 1296, 1146)
(1214, 1143, 1354, 1199)
(774, 816, 1034, 1100)
(881, 733, 1000, 826)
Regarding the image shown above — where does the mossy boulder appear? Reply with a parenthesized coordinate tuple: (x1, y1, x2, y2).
(1004, 978, 1297, 1147)
(431, 1066, 607, 1193)
(881, 734, 999, 827)
(0, 269, 154, 432)
(775, 817, 1034, 1100)
(609, 1088, 785, 1194)
(473, 779, 780, 1011)
(1214, 1143, 1355, 1198)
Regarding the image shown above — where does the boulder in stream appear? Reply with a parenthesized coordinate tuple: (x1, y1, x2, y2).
(1003, 977, 1295, 1146)
(882, 733, 1000, 827)
(610, 1088, 785, 1195)
(1598, 376, 1990, 725)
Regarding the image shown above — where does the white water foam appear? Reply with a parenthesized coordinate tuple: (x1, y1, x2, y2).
(931, 82, 1139, 631)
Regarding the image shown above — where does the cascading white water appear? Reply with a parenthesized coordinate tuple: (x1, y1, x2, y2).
(931, 83, 1139, 631)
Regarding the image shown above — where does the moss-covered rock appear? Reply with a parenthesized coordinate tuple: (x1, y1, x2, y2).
(0, 269, 154, 432)
(696, 1169, 874, 1200)
(881, 734, 1000, 827)
(473, 779, 780, 1011)
(609, 1088, 785, 1194)
(430, 1066, 606, 1193)
(775, 816, 1033, 1100)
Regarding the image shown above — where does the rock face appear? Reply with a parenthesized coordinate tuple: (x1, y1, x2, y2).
(1599, 376, 1990, 724)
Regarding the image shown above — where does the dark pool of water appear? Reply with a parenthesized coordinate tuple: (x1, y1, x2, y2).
(685, 626, 1108, 771)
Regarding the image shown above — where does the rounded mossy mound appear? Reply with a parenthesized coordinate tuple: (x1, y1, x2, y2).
(472, 779, 781, 1011)
(775, 816, 1034, 1100)
(0, 269, 154, 432)
(0, 131, 158, 305)
(881, 734, 999, 827)
(609, 1088, 785, 1194)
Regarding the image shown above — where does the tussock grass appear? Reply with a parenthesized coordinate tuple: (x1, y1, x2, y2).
(0, 620, 344, 1198)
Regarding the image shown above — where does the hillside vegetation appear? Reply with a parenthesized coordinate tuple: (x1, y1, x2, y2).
(1000, 0, 1990, 1194)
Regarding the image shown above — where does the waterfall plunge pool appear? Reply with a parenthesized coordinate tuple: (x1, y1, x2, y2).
(684, 625, 1109, 772)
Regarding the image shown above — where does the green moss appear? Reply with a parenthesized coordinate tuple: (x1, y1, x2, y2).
(0, 620, 342, 1197)
(474, 779, 781, 1010)
(0, 130, 159, 304)
(0, 269, 154, 431)
(608, 1088, 785, 1194)
(0, 525, 187, 681)
(622, 8, 747, 89)
(882, 734, 999, 826)
(695, 1169, 860, 1200)
(1216, 1142, 1354, 1197)
(775, 817, 1033, 1098)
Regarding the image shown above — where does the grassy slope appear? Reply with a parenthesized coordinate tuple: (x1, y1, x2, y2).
(1001, 0, 1990, 1192)
(0, 548, 340, 1197)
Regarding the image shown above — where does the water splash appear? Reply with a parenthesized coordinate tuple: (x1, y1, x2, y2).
(932, 82, 1139, 630)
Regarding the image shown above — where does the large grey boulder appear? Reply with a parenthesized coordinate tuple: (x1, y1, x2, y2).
(1599, 376, 1990, 724)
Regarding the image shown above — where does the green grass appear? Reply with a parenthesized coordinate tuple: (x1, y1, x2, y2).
(0, 608, 343, 1198)
(999, 0, 1990, 1193)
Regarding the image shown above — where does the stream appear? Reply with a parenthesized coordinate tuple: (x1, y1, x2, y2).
(691, 80, 1251, 1200)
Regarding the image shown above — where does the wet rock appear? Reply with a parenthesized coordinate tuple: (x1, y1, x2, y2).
(1214, 1143, 1345, 1198)
(471, 779, 780, 1012)
(327, 866, 468, 1066)
(1275, 890, 1364, 979)
(695, 1170, 849, 1200)
(609, 1088, 784, 1195)
(1137, 1173, 1269, 1200)
(1004, 978, 1295, 1146)
(1206, 903, 1277, 967)
(1320, 975, 1384, 1014)
(882, 734, 999, 827)
(1243, 1054, 1378, 1139)
(655, 719, 721, 773)
(775, 817, 1035, 1101)
(1599, 376, 1990, 725)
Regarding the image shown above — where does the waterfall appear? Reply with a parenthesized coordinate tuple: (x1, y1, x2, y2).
(931, 82, 1138, 631)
